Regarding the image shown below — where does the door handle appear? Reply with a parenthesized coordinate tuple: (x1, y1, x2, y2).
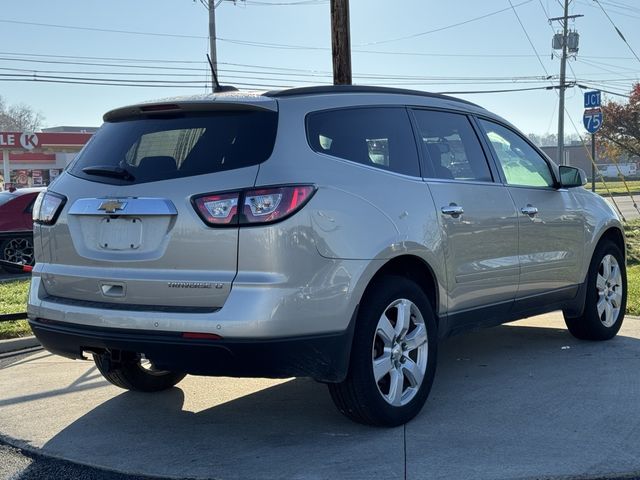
(441, 204, 464, 217)
(521, 205, 539, 216)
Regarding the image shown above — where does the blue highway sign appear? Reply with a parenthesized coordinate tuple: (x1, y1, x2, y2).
(583, 107, 603, 134)
(584, 90, 601, 108)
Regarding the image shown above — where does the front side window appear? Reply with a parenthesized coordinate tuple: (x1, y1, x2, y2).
(479, 119, 555, 188)
(306, 107, 420, 177)
(412, 109, 492, 182)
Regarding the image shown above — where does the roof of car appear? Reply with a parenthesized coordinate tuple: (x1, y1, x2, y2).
(104, 85, 485, 122)
(1, 187, 45, 196)
(263, 85, 482, 108)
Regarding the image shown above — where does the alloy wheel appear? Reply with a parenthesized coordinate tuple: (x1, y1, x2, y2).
(2, 237, 34, 266)
(596, 254, 623, 328)
(372, 298, 429, 406)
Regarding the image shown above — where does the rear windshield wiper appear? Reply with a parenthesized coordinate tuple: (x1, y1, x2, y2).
(82, 165, 135, 181)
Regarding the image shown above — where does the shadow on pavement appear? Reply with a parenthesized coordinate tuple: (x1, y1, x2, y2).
(19, 322, 640, 479)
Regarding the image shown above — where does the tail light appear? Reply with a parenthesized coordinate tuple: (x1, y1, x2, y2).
(33, 191, 66, 225)
(192, 192, 239, 226)
(242, 186, 315, 224)
(192, 185, 315, 227)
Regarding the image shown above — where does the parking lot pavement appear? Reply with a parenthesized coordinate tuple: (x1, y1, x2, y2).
(0, 312, 639, 480)
(605, 195, 640, 220)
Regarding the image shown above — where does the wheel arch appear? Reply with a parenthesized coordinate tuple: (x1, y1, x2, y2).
(361, 254, 440, 327)
(596, 225, 626, 258)
(581, 222, 626, 284)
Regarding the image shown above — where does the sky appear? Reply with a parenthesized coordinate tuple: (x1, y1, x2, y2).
(0, 0, 639, 138)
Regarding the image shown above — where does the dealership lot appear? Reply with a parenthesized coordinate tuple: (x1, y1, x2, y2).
(1, 312, 639, 480)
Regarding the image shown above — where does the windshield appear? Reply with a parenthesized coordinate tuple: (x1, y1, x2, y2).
(69, 110, 278, 185)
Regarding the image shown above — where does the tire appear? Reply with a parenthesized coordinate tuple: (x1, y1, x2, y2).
(0, 236, 35, 274)
(564, 240, 626, 341)
(328, 275, 438, 427)
(93, 352, 186, 392)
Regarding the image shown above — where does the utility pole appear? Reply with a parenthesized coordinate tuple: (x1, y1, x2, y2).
(330, 0, 352, 85)
(550, 1, 582, 165)
(209, 0, 217, 92)
(557, 0, 569, 165)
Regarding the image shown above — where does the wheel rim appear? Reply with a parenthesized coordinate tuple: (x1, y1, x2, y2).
(596, 254, 623, 328)
(138, 355, 171, 376)
(372, 298, 428, 407)
(3, 237, 34, 265)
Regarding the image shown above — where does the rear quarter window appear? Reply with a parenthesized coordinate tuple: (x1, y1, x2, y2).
(69, 110, 278, 185)
(306, 107, 421, 177)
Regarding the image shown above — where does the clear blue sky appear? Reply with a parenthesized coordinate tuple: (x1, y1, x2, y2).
(1, 0, 638, 138)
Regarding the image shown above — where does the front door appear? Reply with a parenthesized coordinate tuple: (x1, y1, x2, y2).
(477, 119, 585, 300)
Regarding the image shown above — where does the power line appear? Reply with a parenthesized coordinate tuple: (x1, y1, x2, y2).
(576, 83, 631, 97)
(508, 0, 551, 76)
(242, 0, 329, 5)
(437, 84, 570, 94)
(0, 19, 207, 39)
(0, 51, 204, 64)
(356, 0, 534, 46)
(593, 0, 640, 64)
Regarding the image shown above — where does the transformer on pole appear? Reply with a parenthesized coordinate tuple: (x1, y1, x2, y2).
(549, 1, 583, 165)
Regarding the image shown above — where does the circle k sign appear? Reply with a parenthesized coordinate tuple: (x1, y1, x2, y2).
(0, 132, 40, 150)
(20, 133, 39, 150)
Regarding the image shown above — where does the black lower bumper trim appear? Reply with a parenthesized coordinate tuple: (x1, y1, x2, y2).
(29, 318, 352, 382)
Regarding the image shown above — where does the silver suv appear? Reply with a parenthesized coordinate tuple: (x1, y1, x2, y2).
(28, 86, 627, 426)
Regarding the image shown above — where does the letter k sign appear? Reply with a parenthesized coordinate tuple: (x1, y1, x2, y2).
(20, 133, 39, 150)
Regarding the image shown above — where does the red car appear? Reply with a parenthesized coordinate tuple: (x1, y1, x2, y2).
(0, 187, 45, 273)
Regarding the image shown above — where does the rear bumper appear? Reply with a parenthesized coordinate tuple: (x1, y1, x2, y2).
(29, 318, 354, 382)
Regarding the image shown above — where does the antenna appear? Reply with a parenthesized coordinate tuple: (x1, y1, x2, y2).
(207, 54, 238, 93)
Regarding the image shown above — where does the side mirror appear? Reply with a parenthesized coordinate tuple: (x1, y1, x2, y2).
(559, 165, 587, 188)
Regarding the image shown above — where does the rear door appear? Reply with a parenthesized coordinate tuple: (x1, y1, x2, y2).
(411, 109, 519, 318)
(39, 103, 278, 309)
(477, 118, 584, 300)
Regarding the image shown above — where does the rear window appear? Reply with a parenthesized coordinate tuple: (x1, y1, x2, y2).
(69, 111, 278, 184)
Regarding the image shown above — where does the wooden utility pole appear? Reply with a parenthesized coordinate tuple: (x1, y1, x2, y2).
(330, 0, 352, 85)
(209, 0, 218, 92)
(550, 1, 582, 165)
(557, 0, 569, 165)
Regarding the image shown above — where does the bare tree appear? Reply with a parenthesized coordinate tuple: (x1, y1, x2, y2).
(0, 96, 44, 131)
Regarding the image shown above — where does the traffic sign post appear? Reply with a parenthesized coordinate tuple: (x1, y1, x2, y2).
(583, 91, 603, 192)
(591, 134, 596, 193)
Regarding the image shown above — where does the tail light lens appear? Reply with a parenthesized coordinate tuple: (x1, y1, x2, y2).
(192, 185, 315, 227)
(33, 191, 66, 225)
(242, 186, 315, 224)
(192, 192, 240, 226)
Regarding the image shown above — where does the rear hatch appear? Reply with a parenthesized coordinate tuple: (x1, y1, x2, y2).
(38, 96, 278, 310)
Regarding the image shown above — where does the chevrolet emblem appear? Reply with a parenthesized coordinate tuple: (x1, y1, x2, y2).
(98, 200, 127, 214)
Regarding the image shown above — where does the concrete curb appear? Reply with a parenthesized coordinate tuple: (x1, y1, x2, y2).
(0, 335, 39, 354)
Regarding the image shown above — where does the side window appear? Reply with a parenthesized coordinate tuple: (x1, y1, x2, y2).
(306, 107, 420, 177)
(412, 110, 492, 182)
(479, 119, 555, 188)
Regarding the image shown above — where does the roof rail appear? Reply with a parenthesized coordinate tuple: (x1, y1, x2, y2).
(263, 85, 481, 107)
